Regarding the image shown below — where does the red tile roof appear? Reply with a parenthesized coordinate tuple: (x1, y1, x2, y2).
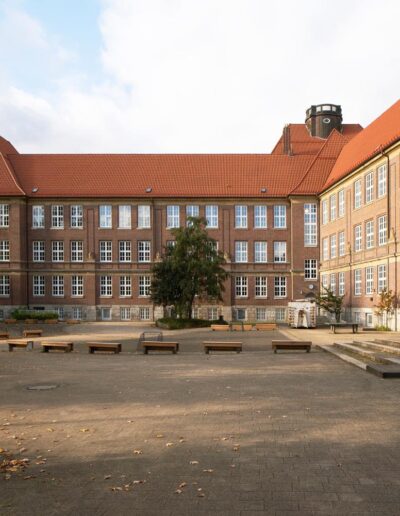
(271, 124, 362, 156)
(0, 153, 25, 196)
(323, 99, 400, 190)
(8, 153, 316, 198)
(0, 136, 18, 156)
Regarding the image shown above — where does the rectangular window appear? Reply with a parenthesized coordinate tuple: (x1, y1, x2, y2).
(273, 205, 286, 228)
(71, 275, 84, 297)
(330, 194, 336, 221)
(33, 241, 45, 262)
(378, 215, 387, 245)
(322, 200, 328, 225)
(71, 241, 83, 262)
(101, 307, 112, 321)
(138, 205, 151, 228)
(322, 238, 329, 261)
(186, 205, 199, 225)
(235, 276, 248, 297)
(120, 307, 131, 321)
(321, 274, 328, 289)
(52, 275, 64, 297)
(354, 269, 362, 296)
(139, 275, 151, 297)
(52, 241, 64, 262)
(254, 205, 267, 228)
(100, 241, 112, 262)
(139, 307, 151, 321)
(255, 276, 267, 297)
(254, 241, 267, 263)
(304, 259, 317, 280)
(167, 205, 180, 228)
(338, 189, 345, 217)
(274, 241, 286, 262)
(119, 276, 131, 297)
(378, 165, 387, 198)
(339, 231, 345, 256)
(51, 205, 64, 228)
(0, 205, 9, 227)
(0, 241, 10, 262)
(32, 206, 45, 228)
(72, 307, 83, 320)
(330, 273, 336, 295)
(138, 241, 151, 262)
(118, 205, 131, 229)
(256, 308, 267, 321)
(207, 307, 218, 320)
(378, 264, 387, 292)
(235, 241, 248, 263)
(275, 308, 286, 322)
(330, 234, 337, 259)
(366, 267, 374, 295)
(0, 275, 10, 296)
(70, 205, 83, 228)
(205, 205, 218, 228)
(55, 307, 64, 320)
(99, 205, 112, 228)
(274, 276, 287, 298)
(354, 225, 362, 252)
(365, 172, 374, 203)
(366, 220, 374, 249)
(235, 205, 247, 228)
(304, 203, 317, 246)
(33, 275, 45, 297)
(100, 275, 112, 297)
(338, 272, 345, 296)
(235, 308, 246, 321)
(119, 241, 131, 262)
(354, 179, 362, 209)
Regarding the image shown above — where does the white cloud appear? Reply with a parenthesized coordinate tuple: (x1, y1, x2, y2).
(0, 0, 399, 153)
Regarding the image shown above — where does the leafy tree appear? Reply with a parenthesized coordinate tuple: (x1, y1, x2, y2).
(375, 288, 396, 328)
(151, 217, 227, 319)
(315, 286, 344, 323)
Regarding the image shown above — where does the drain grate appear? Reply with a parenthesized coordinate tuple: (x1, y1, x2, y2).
(27, 384, 59, 391)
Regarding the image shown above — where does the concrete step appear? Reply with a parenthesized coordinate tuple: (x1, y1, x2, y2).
(357, 340, 400, 356)
(334, 341, 379, 361)
(317, 344, 367, 370)
(374, 339, 400, 349)
(366, 364, 400, 378)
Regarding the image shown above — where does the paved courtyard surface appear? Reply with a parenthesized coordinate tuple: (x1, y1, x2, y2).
(1, 324, 400, 515)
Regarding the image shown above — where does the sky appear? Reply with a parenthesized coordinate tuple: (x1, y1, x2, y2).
(0, 0, 399, 154)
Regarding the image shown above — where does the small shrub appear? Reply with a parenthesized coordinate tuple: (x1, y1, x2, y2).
(374, 325, 391, 331)
(155, 318, 226, 330)
(11, 310, 58, 321)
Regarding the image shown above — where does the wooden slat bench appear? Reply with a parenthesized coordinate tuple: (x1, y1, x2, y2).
(4, 319, 17, 324)
(143, 341, 179, 354)
(8, 340, 34, 352)
(23, 329, 43, 338)
(203, 341, 242, 354)
(272, 340, 312, 353)
(255, 323, 277, 331)
(42, 342, 74, 353)
(0, 332, 10, 340)
(87, 342, 121, 354)
(211, 325, 230, 331)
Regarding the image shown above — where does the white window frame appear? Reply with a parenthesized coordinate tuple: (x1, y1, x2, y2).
(322, 238, 329, 261)
(138, 205, 151, 228)
(338, 189, 345, 217)
(235, 276, 248, 297)
(119, 241, 131, 262)
(0, 240, 10, 262)
(0, 275, 10, 296)
(330, 194, 336, 221)
(119, 276, 132, 297)
(70, 205, 83, 228)
(138, 241, 151, 262)
(205, 205, 218, 228)
(330, 234, 337, 259)
(120, 307, 131, 321)
(99, 205, 112, 228)
(100, 241, 112, 262)
(52, 275, 64, 297)
(52, 241, 64, 262)
(72, 307, 83, 320)
(0, 204, 9, 227)
(274, 241, 286, 263)
(235, 241, 248, 263)
(255, 276, 267, 298)
(71, 275, 84, 297)
(354, 269, 362, 296)
(51, 205, 64, 229)
(167, 205, 180, 228)
(71, 241, 83, 262)
(365, 267, 374, 295)
(139, 307, 151, 321)
(354, 225, 362, 252)
(365, 172, 374, 203)
(254, 205, 267, 228)
(273, 205, 286, 228)
(254, 241, 267, 263)
(304, 259, 317, 280)
(304, 203, 317, 246)
(338, 272, 345, 296)
(33, 241, 45, 262)
(378, 264, 387, 292)
(339, 231, 345, 256)
(256, 307, 267, 321)
(366, 220, 374, 249)
(101, 307, 112, 321)
(330, 273, 336, 294)
(235, 205, 247, 228)
(354, 179, 362, 209)
(139, 275, 151, 297)
(33, 275, 45, 297)
(32, 205, 45, 228)
(322, 200, 328, 225)
(274, 276, 287, 298)
(378, 215, 387, 246)
(118, 205, 131, 229)
(186, 205, 199, 225)
(378, 165, 387, 198)
(100, 275, 112, 297)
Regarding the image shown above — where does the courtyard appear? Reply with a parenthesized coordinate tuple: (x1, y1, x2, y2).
(1, 324, 400, 515)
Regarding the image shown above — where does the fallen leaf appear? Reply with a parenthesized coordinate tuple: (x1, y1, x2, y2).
(80, 428, 89, 433)
(104, 475, 111, 480)
(179, 482, 187, 488)
(175, 489, 183, 494)
(203, 469, 214, 473)
(133, 450, 142, 455)
(156, 434, 164, 438)
(166, 442, 174, 447)
(46, 428, 54, 432)
(189, 461, 199, 465)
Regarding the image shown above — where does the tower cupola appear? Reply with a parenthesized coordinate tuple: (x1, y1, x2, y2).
(305, 104, 342, 138)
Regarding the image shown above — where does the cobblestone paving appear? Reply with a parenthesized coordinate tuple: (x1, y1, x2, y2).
(1, 326, 400, 515)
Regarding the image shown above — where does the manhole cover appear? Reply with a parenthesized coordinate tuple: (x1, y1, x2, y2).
(26, 384, 59, 391)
